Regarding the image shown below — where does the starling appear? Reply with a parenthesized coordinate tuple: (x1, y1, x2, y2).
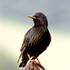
(19, 12, 51, 67)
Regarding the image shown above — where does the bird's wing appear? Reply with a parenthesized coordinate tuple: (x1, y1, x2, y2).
(20, 26, 47, 51)
(28, 27, 46, 46)
(19, 27, 46, 64)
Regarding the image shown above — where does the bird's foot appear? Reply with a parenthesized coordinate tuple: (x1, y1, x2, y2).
(27, 54, 36, 60)
(36, 58, 41, 65)
(27, 54, 41, 65)
(26, 54, 45, 70)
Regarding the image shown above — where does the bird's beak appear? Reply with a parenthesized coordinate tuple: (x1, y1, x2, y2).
(27, 16, 36, 20)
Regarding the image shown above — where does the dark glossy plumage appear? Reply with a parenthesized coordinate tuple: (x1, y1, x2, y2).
(19, 12, 51, 67)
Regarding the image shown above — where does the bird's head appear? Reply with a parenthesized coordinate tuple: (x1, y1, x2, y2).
(27, 12, 48, 27)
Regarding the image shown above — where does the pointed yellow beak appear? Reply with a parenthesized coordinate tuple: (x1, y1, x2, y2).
(27, 16, 36, 19)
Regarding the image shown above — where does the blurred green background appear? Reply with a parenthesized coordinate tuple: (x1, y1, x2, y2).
(0, 0, 70, 70)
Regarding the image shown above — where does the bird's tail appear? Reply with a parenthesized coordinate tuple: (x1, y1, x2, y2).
(18, 47, 29, 67)
(19, 51, 29, 67)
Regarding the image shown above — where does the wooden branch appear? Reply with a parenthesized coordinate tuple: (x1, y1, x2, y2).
(20, 59, 45, 70)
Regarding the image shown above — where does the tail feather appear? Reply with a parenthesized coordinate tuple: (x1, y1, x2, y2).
(17, 47, 26, 63)
(19, 48, 29, 67)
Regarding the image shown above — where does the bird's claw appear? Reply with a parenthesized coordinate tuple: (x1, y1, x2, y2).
(27, 54, 41, 65)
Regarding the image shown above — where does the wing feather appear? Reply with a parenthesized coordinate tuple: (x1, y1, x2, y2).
(21, 26, 47, 50)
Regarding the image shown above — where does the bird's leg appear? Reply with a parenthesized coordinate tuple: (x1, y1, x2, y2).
(27, 54, 35, 60)
(27, 54, 31, 60)
(36, 58, 41, 65)
(27, 54, 45, 69)
(27, 54, 41, 64)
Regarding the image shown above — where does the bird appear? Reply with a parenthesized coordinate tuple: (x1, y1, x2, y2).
(18, 12, 51, 67)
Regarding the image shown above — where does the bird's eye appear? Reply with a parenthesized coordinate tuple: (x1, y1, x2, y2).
(34, 16, 37, 18)
(35, 16, 40, 20)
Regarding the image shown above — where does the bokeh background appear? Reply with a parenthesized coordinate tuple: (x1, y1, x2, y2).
(0, 0, 70, 70)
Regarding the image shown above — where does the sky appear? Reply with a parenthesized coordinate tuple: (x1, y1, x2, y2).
(0, 0, 70, 70)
